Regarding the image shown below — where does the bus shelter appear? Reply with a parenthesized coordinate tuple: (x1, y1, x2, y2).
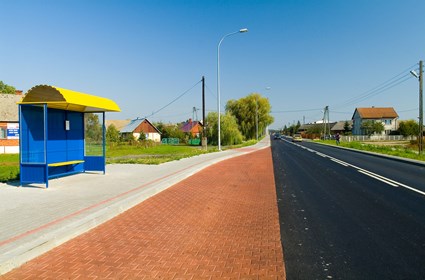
(18, 85, 120, 188)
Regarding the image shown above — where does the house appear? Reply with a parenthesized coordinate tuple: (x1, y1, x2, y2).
(351, 107, 398, 135)
(119, 118, 161, 142)
(180, 119, 203, 138)
(331, 120, 353, 135)
(0, 91, 23, 153)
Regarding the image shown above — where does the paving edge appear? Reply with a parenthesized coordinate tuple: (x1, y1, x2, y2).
(0, 142, 269, 275)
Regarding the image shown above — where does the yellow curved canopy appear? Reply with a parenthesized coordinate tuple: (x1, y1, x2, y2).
(19, 85, 120, 112)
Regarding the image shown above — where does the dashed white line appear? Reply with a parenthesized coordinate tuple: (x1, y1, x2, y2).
(283, 139, 425, 197)
(331, 158, 349, 167)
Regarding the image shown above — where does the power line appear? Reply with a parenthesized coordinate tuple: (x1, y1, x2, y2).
(271, 108, 322, 113)
(332, 63, 418, 109)
(143, 79, 202, 119)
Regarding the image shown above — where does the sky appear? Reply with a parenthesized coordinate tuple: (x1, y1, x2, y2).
(2, 0, 425, 129)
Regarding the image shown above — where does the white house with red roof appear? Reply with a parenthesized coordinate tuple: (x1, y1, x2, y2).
(352, 107, 399, 135)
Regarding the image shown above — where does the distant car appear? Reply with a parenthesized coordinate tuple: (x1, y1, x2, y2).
(273, 133, 281, 140)
(292, 134, 302, 142)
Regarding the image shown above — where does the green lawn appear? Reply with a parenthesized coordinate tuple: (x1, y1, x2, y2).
(106, 144, 214, 164)
(0, 154, 19, 182)
(0, 139, 259, 182)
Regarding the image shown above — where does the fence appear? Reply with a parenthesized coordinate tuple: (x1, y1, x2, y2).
(161, 138, 180, 145)
(341, 135, 416, 142)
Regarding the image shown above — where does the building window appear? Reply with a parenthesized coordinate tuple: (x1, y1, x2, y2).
(384, 119, 392, 125)
(0, 127, 6, 139)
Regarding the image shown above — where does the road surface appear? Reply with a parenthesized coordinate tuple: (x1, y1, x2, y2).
(271, 138, 425, 279)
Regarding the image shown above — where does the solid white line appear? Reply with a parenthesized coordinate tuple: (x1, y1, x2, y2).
(358, 170, 399, 187)
(398, 184, 425, 196)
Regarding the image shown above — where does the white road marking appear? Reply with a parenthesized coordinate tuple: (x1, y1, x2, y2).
(331, 158, 349, 167)
(283, 139, 425, 197)
(358, 170, 399, 187)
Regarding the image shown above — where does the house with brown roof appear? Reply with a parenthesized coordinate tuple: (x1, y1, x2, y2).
(119, 118, 161, 142)
(351, 107, 399, 135)
(0, 91, 23, 153)
(180, 119, 203, 138)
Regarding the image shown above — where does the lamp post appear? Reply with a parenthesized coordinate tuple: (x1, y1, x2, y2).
(410, 60, 423, 155)
(217, 28, 248, 151)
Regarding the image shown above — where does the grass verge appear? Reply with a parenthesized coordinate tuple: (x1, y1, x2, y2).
(317, 140, 425, 162)
(0, 154, 19, 182)
(0, 139, 260, 182)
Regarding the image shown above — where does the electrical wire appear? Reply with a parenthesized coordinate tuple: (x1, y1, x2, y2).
(143, 80, 202, 119)
(332, 63, 419, 109)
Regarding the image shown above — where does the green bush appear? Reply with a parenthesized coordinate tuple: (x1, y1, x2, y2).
(0, 165, 19, 182)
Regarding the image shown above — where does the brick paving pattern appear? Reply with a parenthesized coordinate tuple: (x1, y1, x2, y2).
(2, 148, 285, 279)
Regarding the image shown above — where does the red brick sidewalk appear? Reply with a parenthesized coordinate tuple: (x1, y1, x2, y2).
(2, 148, 285, 279)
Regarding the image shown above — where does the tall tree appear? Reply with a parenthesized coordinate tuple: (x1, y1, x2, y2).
(0, 81, 16, 94)
(226, 93, 274, 140)
(205, 112, 243, 146)
(106, 124, 120, 144)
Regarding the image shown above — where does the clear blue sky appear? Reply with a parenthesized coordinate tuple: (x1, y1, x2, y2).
(2, 0, 425, 129)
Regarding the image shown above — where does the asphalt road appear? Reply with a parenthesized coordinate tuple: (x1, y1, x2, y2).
(271, 138, 425, 280)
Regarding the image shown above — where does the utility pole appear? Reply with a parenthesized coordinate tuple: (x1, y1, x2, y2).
(419, 61, 423, 154)
(322, 106, 329, 139)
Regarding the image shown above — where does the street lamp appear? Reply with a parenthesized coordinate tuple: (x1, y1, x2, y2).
(410, 61, 423, 155)
(217, 28, 248, 151)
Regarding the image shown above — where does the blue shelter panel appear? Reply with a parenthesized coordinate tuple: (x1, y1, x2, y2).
(47, 109, 67, 163)
(84, 156, 105, 172)
(20, 164, 46, 184)
(20, 105, 45, 163)
(66, 111, 85, 161)
(46, 109, 84, 164)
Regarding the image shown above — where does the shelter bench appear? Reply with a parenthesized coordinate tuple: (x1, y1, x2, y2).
(47, 160, 85, 167)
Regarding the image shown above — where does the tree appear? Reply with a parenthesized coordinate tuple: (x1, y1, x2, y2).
(398, 120, 419, 137)
(205, 112, 243, 146)
(85, 113, 103, 143)
(0, 81, 16, 94)
(343, 121, 352, 135)
(361, 120, 384, 136)
(226, 93, 274, 140)
(159, 124, 185, 141)
(106, 124, 120, 144)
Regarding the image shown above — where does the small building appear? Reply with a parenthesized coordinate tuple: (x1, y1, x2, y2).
(180, 119, 203, 138)
(0, 91, 23, 153)
(331, 120, 353, 135)
(120, 118, 161, 142)
(352, 107, 398, 135)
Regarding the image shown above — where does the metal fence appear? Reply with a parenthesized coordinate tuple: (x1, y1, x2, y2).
(161, 138, 180, 145)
